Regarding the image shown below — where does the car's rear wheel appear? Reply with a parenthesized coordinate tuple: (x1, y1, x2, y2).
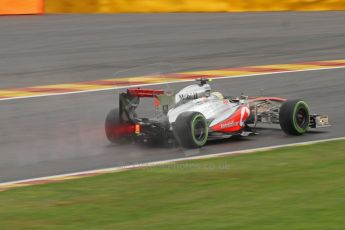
(105, 108, 130, 143)
(173, 112, 208, 148)
(279, 99, 310, 135)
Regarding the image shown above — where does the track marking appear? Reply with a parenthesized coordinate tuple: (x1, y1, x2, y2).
(0, 59, 345, 102)
(1, 137, 344, 192)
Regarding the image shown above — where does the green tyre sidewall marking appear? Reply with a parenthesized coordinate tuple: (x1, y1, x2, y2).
(190, 114, 208, 147)
(292, 101, 310, 134)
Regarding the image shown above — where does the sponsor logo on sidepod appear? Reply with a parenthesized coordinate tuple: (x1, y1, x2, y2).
(220, 121, 239, 129)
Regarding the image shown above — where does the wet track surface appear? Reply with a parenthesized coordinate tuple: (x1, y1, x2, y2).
(0, 12, 345, 182)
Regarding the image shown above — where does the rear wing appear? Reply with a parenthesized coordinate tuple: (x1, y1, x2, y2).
(119, 88, 175, 123)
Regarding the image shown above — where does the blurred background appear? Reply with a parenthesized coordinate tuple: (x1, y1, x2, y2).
(1, 0, 345, 14)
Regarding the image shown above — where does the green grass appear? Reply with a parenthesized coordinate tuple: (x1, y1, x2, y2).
(1, 140, 345, 230)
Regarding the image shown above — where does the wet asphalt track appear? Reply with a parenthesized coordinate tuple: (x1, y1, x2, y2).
(0, 12, 345, 182)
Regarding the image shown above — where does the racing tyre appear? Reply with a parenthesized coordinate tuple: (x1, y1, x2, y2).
(105, 108, 128, 143)
(173, 112, 208, 148)
(279, 99, 310, 135)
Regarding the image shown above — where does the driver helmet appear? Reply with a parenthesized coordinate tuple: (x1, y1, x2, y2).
(211, 92, 224, 100)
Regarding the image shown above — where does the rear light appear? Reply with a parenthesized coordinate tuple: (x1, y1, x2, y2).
(154, 98, 160, 108)
(135, 124, 141, 135)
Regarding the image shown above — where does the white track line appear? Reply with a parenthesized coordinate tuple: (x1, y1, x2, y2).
(1, 136, 344, 187)
(1, 65, 345, 102)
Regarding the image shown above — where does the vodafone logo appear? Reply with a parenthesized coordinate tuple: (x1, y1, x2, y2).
(220, 121, 239, 129)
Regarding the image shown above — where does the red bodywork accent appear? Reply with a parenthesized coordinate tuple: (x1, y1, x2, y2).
(127, 88, 164, 98)
(211, 106, 250, 133)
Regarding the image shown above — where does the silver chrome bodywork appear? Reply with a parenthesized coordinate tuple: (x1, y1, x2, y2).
(168, 96, 240, 124)
(167, 83, 243, 127)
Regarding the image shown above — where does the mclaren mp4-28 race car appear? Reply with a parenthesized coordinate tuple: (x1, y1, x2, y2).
(105, 78, 330, 148)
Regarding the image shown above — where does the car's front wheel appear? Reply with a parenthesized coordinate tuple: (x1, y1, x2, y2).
(279, 99, 310, 135)
(173, 112, 208, 148)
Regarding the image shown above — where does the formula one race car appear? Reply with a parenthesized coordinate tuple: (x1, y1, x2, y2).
(105, 78, 330, 148)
